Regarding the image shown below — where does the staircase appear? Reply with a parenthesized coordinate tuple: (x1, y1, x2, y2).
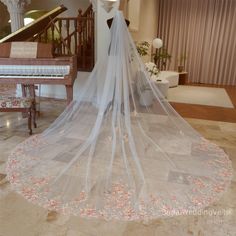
(30, 5, 95, 71)
(77, 6, 95, 71)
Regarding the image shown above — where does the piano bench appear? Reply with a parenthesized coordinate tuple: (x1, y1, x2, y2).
(0, 96, 37, 135)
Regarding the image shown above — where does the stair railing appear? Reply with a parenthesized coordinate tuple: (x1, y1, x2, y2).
(30, 5, 95, 71)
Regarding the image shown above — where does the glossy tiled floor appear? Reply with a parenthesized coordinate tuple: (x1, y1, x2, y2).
(0, 91, 236, 235)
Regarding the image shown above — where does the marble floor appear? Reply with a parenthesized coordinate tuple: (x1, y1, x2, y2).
(0, 98, 236, 236)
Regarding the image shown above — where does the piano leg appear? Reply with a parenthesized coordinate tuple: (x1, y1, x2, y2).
(66, 85, 73, 105)
(21, 84, 37, 118)
(28, 109, 32, 135)
(32, 101, 37, 128)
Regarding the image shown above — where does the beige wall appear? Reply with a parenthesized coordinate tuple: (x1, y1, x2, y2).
(130, 0, 158, 61)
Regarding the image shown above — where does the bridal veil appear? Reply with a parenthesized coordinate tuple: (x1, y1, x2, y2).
(6, 11, 233, 221)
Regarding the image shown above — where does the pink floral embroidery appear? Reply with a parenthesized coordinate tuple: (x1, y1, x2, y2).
(74, 191, 86, 202)
(192, 178, 206, 189)
(21, 187, 38, 201)
(213, 184, 226, 193)
(30, 177, 50, 187)
(45, 199, 61, 210)
(9, 172, 20, 184)
(4, 133, 233, 221)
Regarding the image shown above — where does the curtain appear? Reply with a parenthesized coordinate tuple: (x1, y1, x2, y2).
(157, 0, 236, 85)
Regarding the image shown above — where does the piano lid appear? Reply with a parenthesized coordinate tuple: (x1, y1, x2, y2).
(0, 5, 67, 43)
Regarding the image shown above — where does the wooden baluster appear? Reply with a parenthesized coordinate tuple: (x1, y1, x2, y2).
(58, 19, 63, 55)
(44, 29, 48, 43)
(51, 23, 55, 42)
(86, 18, 89, 70)
(91, 14, 95, 68)
(77, 9, 83, 69)
(87, 17, 92, 69)
(88, 16, 90, 44)
(74, 19, 78, 55)
(83, 19, 86, 69)
(66, 19, 70, 54)
(61, 20, 64, 55)
(50, 23, 55, 54)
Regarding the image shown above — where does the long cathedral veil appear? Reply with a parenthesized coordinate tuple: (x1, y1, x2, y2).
(6, 11, 233, 221)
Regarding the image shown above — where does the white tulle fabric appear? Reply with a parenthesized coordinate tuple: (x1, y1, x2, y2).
(6, 12, 233, 221)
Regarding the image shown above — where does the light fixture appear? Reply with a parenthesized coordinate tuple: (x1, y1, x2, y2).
(8, 19, 32, 25)
(152, 38, 163, 68)
(8, 10, 49, 26)
(24, 17, 34, 25)
(152, 38, 163, 49)
(24, 10, 48, 25)
(101, 0, 117, 13)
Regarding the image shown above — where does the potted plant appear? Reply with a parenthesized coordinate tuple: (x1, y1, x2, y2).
(136, 41, 150, 57)
(152, 48, 171, 70)
(145, 62, 160, 79)
(139, 84, 154, 106)
(178, 54, 187, 72)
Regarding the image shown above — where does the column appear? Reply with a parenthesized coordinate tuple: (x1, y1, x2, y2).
(0, 0, 31, 32)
